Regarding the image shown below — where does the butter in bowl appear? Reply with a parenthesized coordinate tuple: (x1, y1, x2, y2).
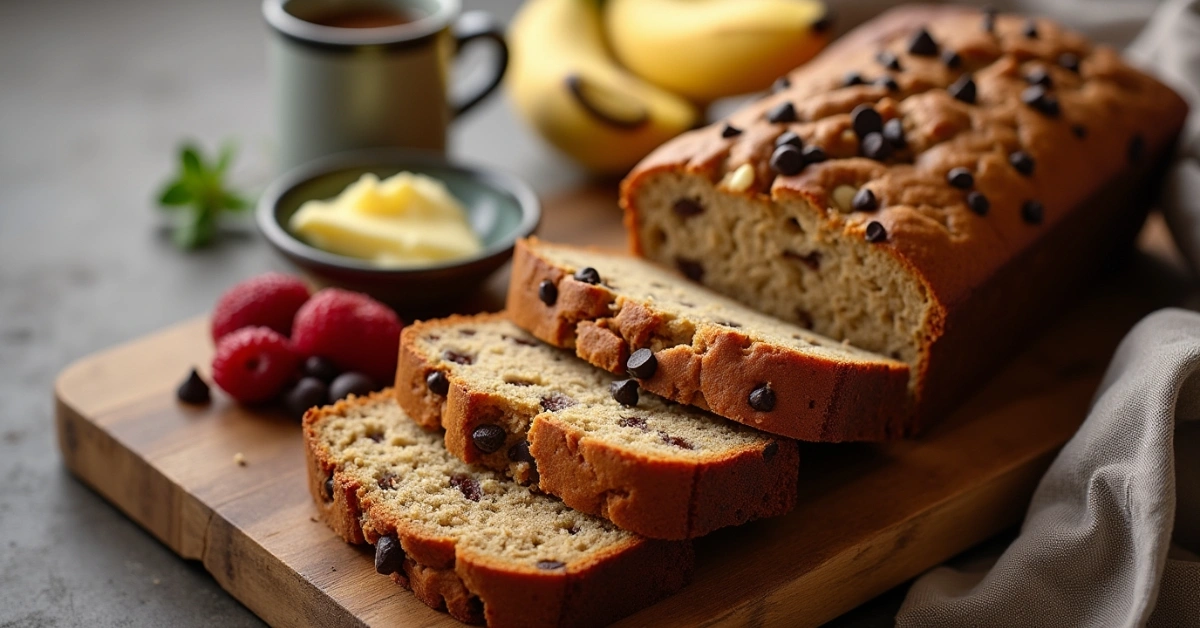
(257, 149, 540, 311)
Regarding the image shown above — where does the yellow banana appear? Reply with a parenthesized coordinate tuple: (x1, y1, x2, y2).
(604, 0, 832, 104)
(506, 0, 700, 175)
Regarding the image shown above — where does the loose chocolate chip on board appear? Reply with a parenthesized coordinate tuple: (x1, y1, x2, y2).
(471, 424, 506, 454)
(540, 393, 577, 412)
(323, 475, 334, 502)
(1072, 125, 1087, 139)
(766, 101, 797, 123)
(375, 535, 405, 575)
(771, 76, 791, 93)
(673, 198, 704, 218)
(508, 441, 536, 464)
(941, 49, 962, 69)
(1009, 151, 1035, 175)
(948, 75, 976, 104)
(1058, 52, 1081, 73)
(1022, 19, 1039, 38)
(537, 560, 566, 570)
(966, 191, 990, 216)
(877, 50, 902, 71)
(802, 145, 828, 164)
(770, 145, 806, 176)
(176, 368, 211, 405)
(860, 132, 892, 160)
(775, 131, 803, 149)
(426, 371, 450, 395)
(875, 76, 900, 92)
(573, 266, 601, 285)
(610, 379, 640, 407)
(852, 188, 878, 212)
(762, 441, 780, 462)
(1025, 67, 1053, 87)
(865, 221, 888, 243)
(1021, 200, 1045, 225)
(1128, 135, 1145, 163)
(946, 167, 974, 189)
(676, 257, 705, 281)
(883, 118, 907, 148)
(450, 474, 482, 501)
(749, 383, 777, 411)
(441, 350, 474, 366)
(721, 123, 742, 138)
(537, 279, 557, 306)
(1021, 86, 1060, 116)
(908, 27, 938, 56)
(843, 71, 866, 87)
(626, 348, 658, 379)
(851, 104, 883, 137)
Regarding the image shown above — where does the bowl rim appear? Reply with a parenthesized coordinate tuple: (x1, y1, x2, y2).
(256, 148, 541, 276)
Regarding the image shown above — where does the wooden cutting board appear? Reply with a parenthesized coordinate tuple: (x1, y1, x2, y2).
(53, 186, 1184, 627)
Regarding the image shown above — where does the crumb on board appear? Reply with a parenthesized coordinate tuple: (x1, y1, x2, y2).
(234, 452, 246, 466)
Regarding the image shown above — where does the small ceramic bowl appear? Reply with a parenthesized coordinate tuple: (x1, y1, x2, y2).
(257, 149, 540, 311)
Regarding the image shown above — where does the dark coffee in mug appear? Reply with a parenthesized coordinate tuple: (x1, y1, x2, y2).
(306, 5, 425, 29)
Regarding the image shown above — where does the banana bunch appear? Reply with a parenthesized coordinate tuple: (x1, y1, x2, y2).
(506, 0, 832, 175)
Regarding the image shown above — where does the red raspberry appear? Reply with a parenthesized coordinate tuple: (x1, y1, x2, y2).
(211, 273, 311, 342)
(211, 327, 299, 403)
(291, 289, 403, 383)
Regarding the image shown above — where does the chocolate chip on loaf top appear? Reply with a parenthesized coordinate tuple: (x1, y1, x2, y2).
(621, 5, 1188, 425)
(395, 313, 798, 539)
(304, 391, 692, 628)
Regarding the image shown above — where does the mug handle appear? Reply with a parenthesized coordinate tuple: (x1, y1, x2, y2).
(451, 11, 509, 117)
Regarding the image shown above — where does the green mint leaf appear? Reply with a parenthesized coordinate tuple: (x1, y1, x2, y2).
(158, 180, 193, 207)
(181, 144, 204, 178)
(222, 192, 251, 212)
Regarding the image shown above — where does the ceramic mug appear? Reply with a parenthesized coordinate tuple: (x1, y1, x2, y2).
(264, 0, 508, 171)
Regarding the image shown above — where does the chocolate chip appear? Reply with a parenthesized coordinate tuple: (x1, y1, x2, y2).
(775, 131, 802, 149)
(941, 49, 962, 68)
(459, 329, 476, 336)
(323, 475, 334, 501)
(1058, 52, 1081, 73)
(508, 441, 536, 464)
(771, 76, 791, 93)
(573, 267, 601, 285)
(766, 101, 797, 123)
(860, 132, 892, 160)
(908, 27, 938, 56)
(425, 371, 450, 396)
(948, 75, 976, 104)
(876, 76, 900, 91)
(783, 249, 821, 270)
(883, 119, 907, 149)
(1072, 125, 1087, 139)
(441, 350, 474, 366)
(770, 145, 805, 176)
(618, 416, 648, 431)
(1021, 86, 1059, 116)
(1025, 67, 1052, 87)
(375, 535, 405, 575)
(676, 258, 704, 281)
(537, 560, 566, 570)
(749, 383, 777, 411)
(610, 379, 639, 407)
(1021, 200, 1044, 224)
(966, 191, 990, 216)
(471, 424, 506, 454)
(537, 279, 557, 306)
(284, 377, 328, 419)
(851, 104, 883, 137)
(540, 393, 576, 412)
(852, 188, 878, 212)
(1128, 135, 1145, 163)
(303, 356, 339, 383)
(176, 368, 211, 405)
(877, 51, 902, 71)
(762, 441, 779, 462)
(946, 167, 974, 189)
(450, 474, 482, 502)
(672, 198, 704, 218)
(626, 348, 658, 379)
(329, 372, 375, 402)
(865, 221, 888, 243)
(1009, 150, 1035, 175)
(658, 432, 694, 450)
(843, 71, 865, 87)
(802, 145, 828, 164)
(377, 472, 399, 490)
(721, 123, 742, 138)
(1022, 19, 1038, 38)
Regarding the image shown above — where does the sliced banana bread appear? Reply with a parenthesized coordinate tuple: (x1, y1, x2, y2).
(395, 313, 798, 540)
(304, 391, 692, 627)
(506, 238, 910, 441)
(620, 6, 1188, 426)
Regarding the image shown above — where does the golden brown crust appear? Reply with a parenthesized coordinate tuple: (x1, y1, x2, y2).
(394, 313, 800, 539)
(506, 238, 911, 441)
(302, 392, 692, 628)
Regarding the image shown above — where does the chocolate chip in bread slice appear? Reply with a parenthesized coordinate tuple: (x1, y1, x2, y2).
(395, 313, 797, 540)
(507, 238, 910, 442)
(304, 391, 692, 628)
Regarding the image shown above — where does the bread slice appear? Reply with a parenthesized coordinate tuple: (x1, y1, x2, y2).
(304, 391, 692, 627)
(394, 313, 797, 540)
(506, 238, 910, 441)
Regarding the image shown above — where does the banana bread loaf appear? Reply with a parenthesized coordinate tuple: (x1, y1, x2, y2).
(507, 238, 911, 441)
(304, 391, 692, 627)
(394, 313, 798, 539)
(620, 5, 1188, 427)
